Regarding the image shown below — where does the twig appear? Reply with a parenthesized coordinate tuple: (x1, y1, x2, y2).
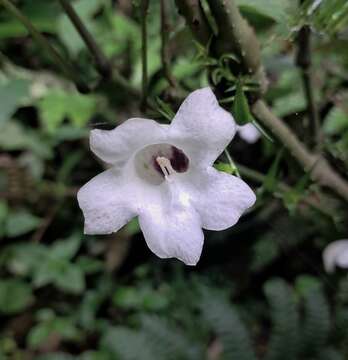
(0, 0, 89, 93)
(252, 100, 348, 202)
(296, 24, 321, 149)
(140, 0, 150, 111)
(58, 0, 111, 77)
(160, 0, 178, 88)
(175, 0, 212, 45)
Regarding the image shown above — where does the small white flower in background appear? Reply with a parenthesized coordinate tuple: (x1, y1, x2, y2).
(322, 239, 348, 273)
(237, 123, 261, 144)
(78, 88, 256, 265)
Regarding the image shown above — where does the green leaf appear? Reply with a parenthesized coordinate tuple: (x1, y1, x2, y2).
(323, 107, 348, 135)
(112, 287, 143, 309)
(232, 80, 254, 124)
(28, 316, 80, 349)
(0, 79, 30, 125)
(0, 279, 33, 314)
(236, 0, 291, 23)
(0, 122, 52, 158)
(38, 90, 97, 133)
(76, 256, 104, 274)
(34, 259, 85, 294)
(5, 210, 41, 237)
(50, 234, 81, 260)
(55, 264, 85, 294)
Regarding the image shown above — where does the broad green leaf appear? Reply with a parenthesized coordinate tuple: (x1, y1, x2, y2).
(0, 122, 52, 158)
(76, 256, 104, 274)
(236, 0, 291, 23)
(273, 92, 306, 117)
(0, 279, 33, 314)
(55, 263, 85, 294)
(38, 90, 97, 132)
(0, 79, 30, 125)
(5, 210, 41, 237)
(50, 234, 81, 260)
(28, 317, 80, 348)
(5, 243, 46, 276)
(323, 107, 348, 135)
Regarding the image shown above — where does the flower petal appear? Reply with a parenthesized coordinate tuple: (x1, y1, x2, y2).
(187, 167, 256, 231)
(90, 118, 168, 165)
(169, 87, 236, 166)
(138, 181, 204, 266)
(237, 124, 260, 143)
(323, 239, 348, 273)
(77, 168, 136, 235)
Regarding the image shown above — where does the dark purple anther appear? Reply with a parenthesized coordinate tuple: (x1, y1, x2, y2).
(170, 146, 189, 173)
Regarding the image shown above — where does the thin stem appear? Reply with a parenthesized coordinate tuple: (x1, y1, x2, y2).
(0, 0, 89, 92)
(160, 0, 178, 88)
(141, 0, 150, 111)
(296, 24, 321, 149)
(58, 0, 111, 77)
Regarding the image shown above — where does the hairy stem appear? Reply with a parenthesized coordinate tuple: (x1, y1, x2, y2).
(0, 0, 89, 92)
(141, 0, 150, 111)
(58, 0, 111, 77)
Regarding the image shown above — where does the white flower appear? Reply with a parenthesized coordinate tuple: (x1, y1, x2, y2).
(77, 88, 256, 265)
(323, 239, 348, 273)
(237, 123, 260, 143)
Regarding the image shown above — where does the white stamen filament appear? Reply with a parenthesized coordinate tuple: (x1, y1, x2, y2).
(156, 156, 175, 178)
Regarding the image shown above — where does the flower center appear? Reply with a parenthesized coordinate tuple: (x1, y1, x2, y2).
(134, 143, 189, 185)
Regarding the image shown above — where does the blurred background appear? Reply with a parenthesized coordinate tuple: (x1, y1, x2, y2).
(0, 0, 348, 359)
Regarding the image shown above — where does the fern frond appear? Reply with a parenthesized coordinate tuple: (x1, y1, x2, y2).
(199, 289, 258, 360)
(300, 287, 330, 356)
(140, 314, 204, 360)
(264, 278, 300, 360)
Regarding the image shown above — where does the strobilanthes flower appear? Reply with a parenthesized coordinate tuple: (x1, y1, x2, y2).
(323, 239, 348, 273)
(78, 88, 256, 265)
